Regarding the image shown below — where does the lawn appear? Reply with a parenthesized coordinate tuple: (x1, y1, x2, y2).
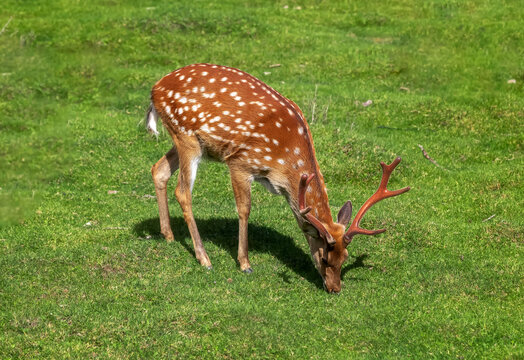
(0, 0, 522, 358)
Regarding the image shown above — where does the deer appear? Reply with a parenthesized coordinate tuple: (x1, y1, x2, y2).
(145, 63, 410, 293)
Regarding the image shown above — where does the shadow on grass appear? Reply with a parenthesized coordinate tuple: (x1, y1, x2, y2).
(134, 216, 369, 289)
(342, 254, 370, 281)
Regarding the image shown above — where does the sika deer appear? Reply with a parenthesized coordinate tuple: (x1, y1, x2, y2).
(146, 64, 409, 293)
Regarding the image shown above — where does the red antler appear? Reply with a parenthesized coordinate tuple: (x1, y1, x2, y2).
(344, 157, 410, 244)
(298, 174, 335, 245)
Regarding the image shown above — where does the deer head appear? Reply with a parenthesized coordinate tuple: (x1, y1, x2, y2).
(298, 157, 410, 293)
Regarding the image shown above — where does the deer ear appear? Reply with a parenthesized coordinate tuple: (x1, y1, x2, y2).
(337, 200, 352, 227)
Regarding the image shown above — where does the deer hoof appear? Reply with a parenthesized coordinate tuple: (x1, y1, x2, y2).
(163, 232, 174, 242)
(242, 267, 253, 274)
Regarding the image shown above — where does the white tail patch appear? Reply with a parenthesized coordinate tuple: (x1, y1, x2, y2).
(146, 103, 159, 136)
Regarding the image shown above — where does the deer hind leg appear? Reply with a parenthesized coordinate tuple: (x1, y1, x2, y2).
(151, 146, 179, 242)
(229, 167, 253, 273)
(173, 135, 211, 268)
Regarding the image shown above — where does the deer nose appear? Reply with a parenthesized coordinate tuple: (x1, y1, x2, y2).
(323, 281, 340, 294)
(327, 287, 340, 295)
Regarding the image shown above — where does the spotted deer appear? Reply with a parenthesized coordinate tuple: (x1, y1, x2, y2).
(146, 63, 410, 293)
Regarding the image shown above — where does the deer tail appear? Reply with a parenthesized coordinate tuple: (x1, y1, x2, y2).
(145, 102, 159, 136)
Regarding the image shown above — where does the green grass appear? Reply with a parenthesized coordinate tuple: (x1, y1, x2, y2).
(0, 0, 522, 358)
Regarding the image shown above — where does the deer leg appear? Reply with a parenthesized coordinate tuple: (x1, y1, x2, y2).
(229, 168, 253, 273)
(151, 146, 179, 242)
(174, 139, 211, 268)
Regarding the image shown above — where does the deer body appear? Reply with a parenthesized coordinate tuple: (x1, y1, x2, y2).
(147, 64, 409, 293)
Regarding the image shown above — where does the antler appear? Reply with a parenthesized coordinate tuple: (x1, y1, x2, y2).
(344, 157, 410, 245)
(298, 174, 336, 246)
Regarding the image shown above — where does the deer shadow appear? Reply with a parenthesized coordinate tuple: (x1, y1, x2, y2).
(134, 216, 370, 289)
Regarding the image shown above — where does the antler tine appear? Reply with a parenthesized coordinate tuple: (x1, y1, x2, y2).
(344, 157, 410, 244)
(298, 173, 315, 214)
(298, 173, 336, 246)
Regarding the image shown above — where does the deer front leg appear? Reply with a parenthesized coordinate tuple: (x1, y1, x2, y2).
(229, 168, 253, 273)
(151, 146, 179, 242)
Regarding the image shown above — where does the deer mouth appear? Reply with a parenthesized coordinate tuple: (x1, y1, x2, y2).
(323, 281, 341, 294)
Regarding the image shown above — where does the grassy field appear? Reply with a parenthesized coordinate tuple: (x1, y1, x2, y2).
(1, 0, 522, 358)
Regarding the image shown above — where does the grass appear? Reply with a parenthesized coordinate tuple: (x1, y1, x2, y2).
(0, 0, 522, 358)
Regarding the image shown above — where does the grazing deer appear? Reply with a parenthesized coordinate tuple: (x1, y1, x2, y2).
(146, 64, 410, 293)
